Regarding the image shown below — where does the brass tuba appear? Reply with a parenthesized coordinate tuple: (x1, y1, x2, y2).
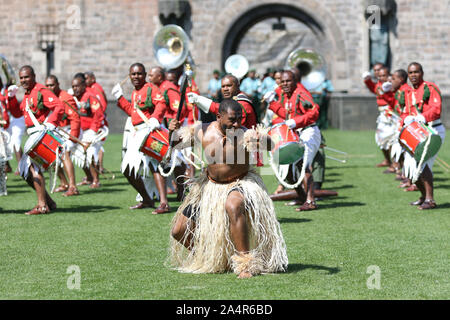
(0, 54, 16, 86)
(224, 54, 249, 79)
(285, 48, 327, 92)
(153, 24, 190, 70)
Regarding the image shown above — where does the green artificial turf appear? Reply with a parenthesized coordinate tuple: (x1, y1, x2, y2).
(0, 130, 448, 300)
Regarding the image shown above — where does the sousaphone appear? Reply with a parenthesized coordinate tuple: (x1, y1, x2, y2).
(153, 24, 190, 70)
(0, 54, 16, 86)
(224, 54, 249, 79)
(285, 48, 327, 92)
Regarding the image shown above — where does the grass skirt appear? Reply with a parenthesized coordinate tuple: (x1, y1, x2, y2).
(169, 168, 288, 275)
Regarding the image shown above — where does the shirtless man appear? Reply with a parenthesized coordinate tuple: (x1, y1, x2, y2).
(168, 98, 288, 279)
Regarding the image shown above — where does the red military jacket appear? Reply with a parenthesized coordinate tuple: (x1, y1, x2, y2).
(90, 82, 107, 105)
(0, 90, 15, 129)
(58, 90, 81, 138)
(117, 82, 167, 126)
(158, 80, 189, 121)
(11, 83, 64, 128)
(402, 80, 442, 124)
(77, 91, 104, 132)
(364, 78, 396, 108)
(210, 92, 257, 129)
(269, 85, 319, 129)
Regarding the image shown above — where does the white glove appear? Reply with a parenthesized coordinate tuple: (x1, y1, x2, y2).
(111, 83, 123, 100)
(362, 71, 372, 80)
(285, 119, 297, 129)
(187, 92, 212, 113)
(44, 123, 56, 131)
(404, 115, 415, 126)
(7, 85, 18, 97)
(263, 91, 276, 104)
(381, 81, 393, 93)
(63, 140, 76, 151)
(147, 117, 160, 132)
(83, 129, 97, 143)
(415, 114, 426, 123)
(67, 88, 74, 95)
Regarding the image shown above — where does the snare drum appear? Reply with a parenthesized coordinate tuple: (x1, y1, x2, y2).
(139, 127, 170, 162)
(399, 121, 442, 162)
(268, 123, 304, 164)
(24, 130, 63, 169)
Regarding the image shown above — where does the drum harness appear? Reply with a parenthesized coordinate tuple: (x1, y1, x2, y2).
(25, 98, 62, 193)
(269, 99, 311, 189)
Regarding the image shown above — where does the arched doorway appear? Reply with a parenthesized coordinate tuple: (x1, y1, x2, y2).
(221, 3, 331, 77)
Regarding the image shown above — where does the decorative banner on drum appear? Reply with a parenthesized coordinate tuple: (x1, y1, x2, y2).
(399, 121, 442, 163)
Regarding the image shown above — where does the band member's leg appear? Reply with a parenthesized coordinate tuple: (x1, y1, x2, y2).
(98, 149, 105, 173)
(56, 168, 69, 192)
(152, 170, 170, 214)
(62, 151, 79, 196)
(123, 166, 155, 208)
(284, 162, 307, 206)
(174, 163, 186, 201)
(89, 162, 100, 188)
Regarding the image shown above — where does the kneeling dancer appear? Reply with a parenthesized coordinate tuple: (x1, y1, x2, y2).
(169, 98, 288, 278)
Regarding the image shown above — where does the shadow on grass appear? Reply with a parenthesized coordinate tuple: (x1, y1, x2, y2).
(318, 202, 366, 209)
(79, 187, 126, 195)
(434, 202, 450, 210)
(325, 184, 354, 190)
(435, 184, 450, 189)
(287, 263, 340, 275)
(278, 218, 312, 224)
(1, 205, 121, 215)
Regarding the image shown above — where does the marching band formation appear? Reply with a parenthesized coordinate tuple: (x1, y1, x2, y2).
(0, 24, 445, 278)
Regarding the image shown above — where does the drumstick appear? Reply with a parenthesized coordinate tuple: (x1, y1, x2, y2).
(434, 158, 449, 172)
(436, 157, 450, 169)
(58, 128, 90, 150)
(120, 75, 129, 86)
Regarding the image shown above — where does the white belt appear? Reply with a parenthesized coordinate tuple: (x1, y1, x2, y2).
(133, 122, 149, 131)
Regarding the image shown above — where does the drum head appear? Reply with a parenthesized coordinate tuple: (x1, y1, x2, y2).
(273, 142, 305, 165)
(414, 134, 442, 163)
(24, 131, 45, 153)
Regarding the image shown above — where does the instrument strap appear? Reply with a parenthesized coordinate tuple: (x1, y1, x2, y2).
(25, 99, 43, 129)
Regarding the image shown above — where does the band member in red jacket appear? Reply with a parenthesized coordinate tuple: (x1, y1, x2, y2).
(149, 66, 189, 202)
(401, 62, 445, 210)
(85, 71, 108, 174)
(45, 75, 81, 197)
(265, 70, 321, 211)
(1, 77, 23, 174)
(9, 66, 64, 215)
(187, 74, 257, 129)
(112, 63, 172, 214)
(72, 74, 104, 189)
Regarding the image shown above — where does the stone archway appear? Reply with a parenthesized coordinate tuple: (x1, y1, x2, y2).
(221, 3, 325, 67)
(196, 0, 350, 92)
